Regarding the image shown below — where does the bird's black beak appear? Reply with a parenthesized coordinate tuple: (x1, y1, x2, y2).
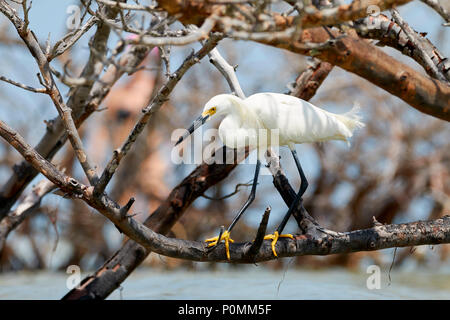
(175, 114, 210, 146)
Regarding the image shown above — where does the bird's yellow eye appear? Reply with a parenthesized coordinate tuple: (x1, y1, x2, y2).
(202, 107, 217, 117)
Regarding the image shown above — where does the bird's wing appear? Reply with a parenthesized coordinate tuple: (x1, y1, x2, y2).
(246, 93, 349, 144)
(246, 92, 315, 128)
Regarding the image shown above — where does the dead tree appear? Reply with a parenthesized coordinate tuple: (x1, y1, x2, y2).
(0, 0, 448, 299)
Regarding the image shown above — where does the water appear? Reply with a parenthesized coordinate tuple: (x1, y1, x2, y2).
(0, 267, 449, 300)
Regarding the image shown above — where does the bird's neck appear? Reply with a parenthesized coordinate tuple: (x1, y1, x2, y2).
(225, 95, 249, 121)
(220, 112, 242, 131)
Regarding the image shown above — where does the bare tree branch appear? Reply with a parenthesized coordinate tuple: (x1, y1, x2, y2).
(154, 0, 450, 121)
(208, 47, 245, 98)
(0, 75, 47, 93)
(0, 1, 100, 184)
(0, 5, 142, 218)
(60, 213, 450, 263)
(420, 0, 450, 23)
(62, 42, 335, 300)
(390, 8, 449, 83)
(263, 28, 450, 121)
(354, 13, 450, 82)
(124, 15, 218, 46)
(0, 0, 447, 300)
(49, 16, 98, 60)
(6, 121, 440, 265)
(296, 0, 413, 29)
(156, 0, 413, 28)
(93, 33, 223, 195)
(0, 179, 55, 253)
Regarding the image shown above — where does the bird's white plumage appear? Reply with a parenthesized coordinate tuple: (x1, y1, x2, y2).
(202, 92, 364, 151)
(194, 93, 364, 258)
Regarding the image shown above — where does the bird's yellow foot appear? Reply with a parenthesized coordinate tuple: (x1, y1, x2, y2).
(205, 230, 234, 260)
(263, 231, 293, 257)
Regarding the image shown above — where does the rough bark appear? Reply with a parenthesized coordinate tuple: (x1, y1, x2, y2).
(155, 0, 450, 121)
(62, 57, 334, 300)
(59, 214, 450, 263)
(62, 147, 241, 299)
(263, 28, 450, 121)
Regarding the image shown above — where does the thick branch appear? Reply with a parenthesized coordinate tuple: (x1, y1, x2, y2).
(155, 0, 450, 121)
(157, 0, 413, 28)
(288, 58, 333, 100)
(62, 46, 334, 300)
(390, 8, 448, 82)
(354, 13, 450, 81)
(74, 215, 450, 263)
(62, 146, 243, 299)
(297, 0, 413, 29)
(264, 28, 450, 121)
(7, 113, 442, 265)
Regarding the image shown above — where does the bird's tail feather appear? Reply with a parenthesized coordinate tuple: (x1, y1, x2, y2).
(336, 102, 365, 132)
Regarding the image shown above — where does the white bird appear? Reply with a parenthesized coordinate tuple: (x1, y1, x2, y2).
(175, 92, 364, 259)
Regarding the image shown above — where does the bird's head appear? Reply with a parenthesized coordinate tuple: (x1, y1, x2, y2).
(175, 94, 240, 146)
(202, 94, 237, 118)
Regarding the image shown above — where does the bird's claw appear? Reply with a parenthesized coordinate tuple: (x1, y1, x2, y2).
(205, 230, 234, 260)
(263, 231, 293, 257)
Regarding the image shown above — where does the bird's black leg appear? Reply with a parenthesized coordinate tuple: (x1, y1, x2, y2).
(276, 148, 308, 234)
(263, 148, 308, 257)
(228, 159, 261, 232)
(205, 159, 261, 259)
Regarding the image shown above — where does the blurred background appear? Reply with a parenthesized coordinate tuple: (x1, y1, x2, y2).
(0, 0, 449, 299)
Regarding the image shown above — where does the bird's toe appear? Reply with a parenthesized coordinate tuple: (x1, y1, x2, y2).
(264, 231, 293, 257)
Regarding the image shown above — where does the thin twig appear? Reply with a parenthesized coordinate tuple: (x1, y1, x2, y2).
(201, 181, 253, 200)
(246, 206, 271, 259)
(49, 16, 98, 60)
(94, 33, 224, 196)
(95, 0, 160, 12)
(0, 75, 47, 93)
(0, 2, 99, 184)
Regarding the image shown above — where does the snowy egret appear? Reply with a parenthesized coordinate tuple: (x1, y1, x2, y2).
(175, 92, 364, 259)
